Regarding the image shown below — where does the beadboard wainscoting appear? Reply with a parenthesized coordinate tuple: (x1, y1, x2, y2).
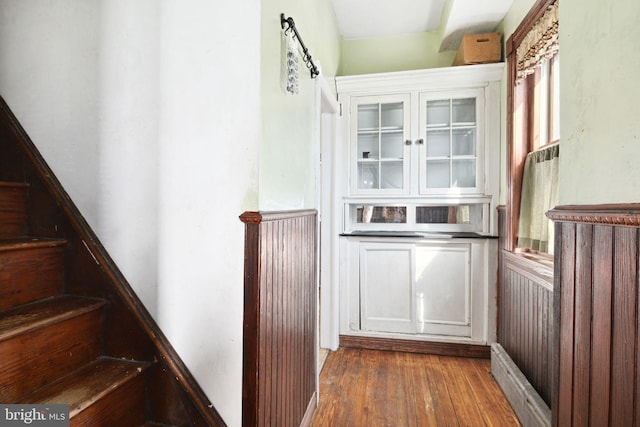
(240, 210, 318, 427)
(547, 205, 640, 427)
(495, 206, 552, 426)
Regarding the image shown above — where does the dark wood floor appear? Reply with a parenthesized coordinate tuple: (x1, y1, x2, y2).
(312, 347, 520, 427)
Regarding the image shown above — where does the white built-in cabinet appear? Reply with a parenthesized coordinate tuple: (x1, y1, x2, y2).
(336, 63, 503, 345)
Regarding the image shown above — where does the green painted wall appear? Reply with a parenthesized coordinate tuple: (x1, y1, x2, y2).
(259, 0, 341, 210)
(339, 32, 456, 76)
(559, 0, 640, 204)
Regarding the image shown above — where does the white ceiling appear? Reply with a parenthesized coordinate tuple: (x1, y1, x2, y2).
(331, 0, 447, 40)
(332, 0, 513, 51)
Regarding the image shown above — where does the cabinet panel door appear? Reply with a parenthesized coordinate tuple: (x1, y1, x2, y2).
(350, 95, 411, 195)
(359, 242, 415, 333)
(415, 243, 471, 337)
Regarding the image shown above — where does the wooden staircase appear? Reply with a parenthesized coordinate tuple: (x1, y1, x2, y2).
(0, 97, 225, 426)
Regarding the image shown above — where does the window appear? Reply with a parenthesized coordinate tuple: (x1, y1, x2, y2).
(506, 0, 559, 255)
(532, 54, 560, 150)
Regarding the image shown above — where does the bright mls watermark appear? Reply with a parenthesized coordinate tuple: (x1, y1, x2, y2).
(0, 405, 69, 427)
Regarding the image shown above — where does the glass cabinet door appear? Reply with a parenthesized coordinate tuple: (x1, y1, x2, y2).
(351, 95, 410, 194)
(419, 90, 484, 194)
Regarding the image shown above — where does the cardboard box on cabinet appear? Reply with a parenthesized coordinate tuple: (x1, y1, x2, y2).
(453, 32, 501, 66)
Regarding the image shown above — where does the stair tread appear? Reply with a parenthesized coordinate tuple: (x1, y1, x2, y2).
(0, 295, 106, 341)
(0, 237, 67, 252)
(24, 357, 150, 416)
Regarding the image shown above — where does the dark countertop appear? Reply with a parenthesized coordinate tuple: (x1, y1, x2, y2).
(340, 231, 498, 239)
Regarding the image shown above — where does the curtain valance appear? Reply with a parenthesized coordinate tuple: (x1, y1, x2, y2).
(516, 0, 559, 82)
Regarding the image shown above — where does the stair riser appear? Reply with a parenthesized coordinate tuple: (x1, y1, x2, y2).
(0, 309, 104, 402)
(71, 374, 147, 427)
(0, 185, 28, 238)
(0, 246, 65, 311)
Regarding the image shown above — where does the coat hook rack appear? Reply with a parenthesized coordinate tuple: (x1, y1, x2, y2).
(280, 13, 320, 79)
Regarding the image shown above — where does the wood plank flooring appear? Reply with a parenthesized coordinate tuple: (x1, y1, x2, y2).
(312, 347, 520, 427)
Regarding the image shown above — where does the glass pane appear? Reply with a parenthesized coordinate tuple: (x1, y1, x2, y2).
(537, 61, 550, 148)
(427, 100, 450, 128)
(381, 102, 403, 129)
(551, 54, 560, 141)
(357, 134, 379, 159)
(452, 98, 476, 126)
(357, 104, 379, 130)
(452, 129, 476, 156)
(357, 206, 407, 223)
(452, 159, 476, 187)
(426, 160, 449, 188)
(426, 130, 450, 157)
(415, 206, 452, 223)
(358, 162, 379, 189)
(381, 131, 404, 159)
(380, 161, 403, 189)
(416, 205, 472, 224)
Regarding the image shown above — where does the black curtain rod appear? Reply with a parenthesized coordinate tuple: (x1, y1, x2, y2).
(280, 13, 320, 79)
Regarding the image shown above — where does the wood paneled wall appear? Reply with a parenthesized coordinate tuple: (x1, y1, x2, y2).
(240, 210, 318, 427)
(498, 206, 554, 406)
(547, 205, 640, 427)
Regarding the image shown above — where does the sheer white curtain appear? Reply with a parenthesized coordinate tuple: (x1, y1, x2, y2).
(518, 144, 559, 253)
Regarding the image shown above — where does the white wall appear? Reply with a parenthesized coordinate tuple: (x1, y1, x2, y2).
(98, 0, 161, 316)
(0, 0, 102, 225)
(0, 1, 261, 426)
(559, 0, 640, 204)
(155, 2, 260, 426)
